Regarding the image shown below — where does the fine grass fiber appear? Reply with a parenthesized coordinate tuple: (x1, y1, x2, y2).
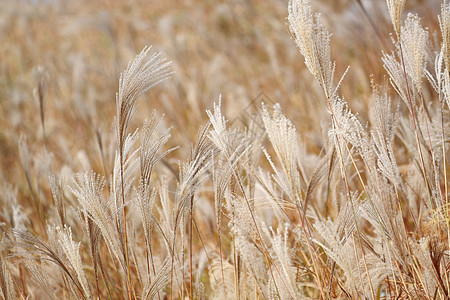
(0, 0, 449, 299)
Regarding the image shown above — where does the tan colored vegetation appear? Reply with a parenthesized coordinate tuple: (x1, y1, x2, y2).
(0, 0, 449, 299)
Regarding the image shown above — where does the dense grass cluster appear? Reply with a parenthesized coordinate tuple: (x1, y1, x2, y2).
(0, 0, 449, 299)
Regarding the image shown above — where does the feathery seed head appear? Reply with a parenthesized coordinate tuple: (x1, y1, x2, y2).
(439, 1, 450, 70)
(386, 0, 406, 39)
(288, 0, 335, 98)
(116, 46, 172, 153)
(57, 225, 92, 299)
(401, 14, 428, 93)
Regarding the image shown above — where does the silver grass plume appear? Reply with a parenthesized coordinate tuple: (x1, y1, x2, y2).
(81, 211, 102, 299)
(138, 113, 174, 278)
(382, 49, 415, 111)
(141, 258, 171, 299)
(439, 2, 450, 109)
(56, 225, 91, 299)
(175, 124, 214, 222)
(313, 216, 359, 293)
(207, 100, 251, 227)
(156, 176, 174, 250)
(386, 0, 406, 39)
(427, 50, 450, 111)
(112, 129, 140, 209)
(253, 167, 291, 223)
(13, 229, 87, 299)
(268, 226, 298, 299)
(232, 224, 268, 298)
(426, 50, 444, 95)
(288, 0, 335, 98)
(116, 46, 172, 152)
(244, 219, 270, 272)
(439, 1, 450, 71)
(327, 97, 370, 180)
(111, 129, 140, 270)
(261, 103, 302, 208)
(401, 14, 428, 94)
(211, 142, 249, 228)
(207, 99, 228, 153)
(70, 172, 123, 265)
(444, 66, 450, 108)
(369, 87, 401, 188)
(49, 173, 66, 227)
(139, 113, 174, 192)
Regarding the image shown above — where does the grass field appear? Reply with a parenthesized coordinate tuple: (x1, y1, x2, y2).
(0, 0, 449, 299)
